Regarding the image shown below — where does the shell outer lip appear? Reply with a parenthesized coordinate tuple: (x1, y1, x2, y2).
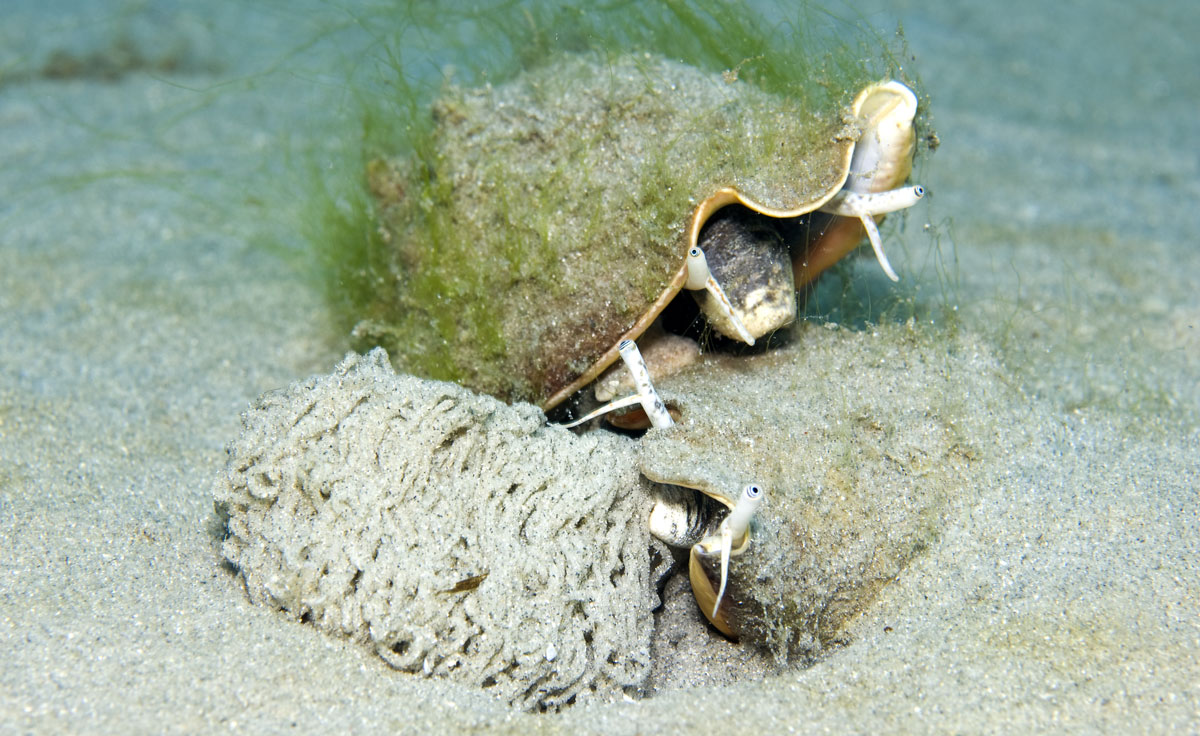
(540, 83, 895, 411)
(689, 531, 752, 639)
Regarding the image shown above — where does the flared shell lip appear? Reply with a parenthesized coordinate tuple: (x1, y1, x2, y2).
(542, 82, 887, 411)
(688, 518, 756, 638)
(689, 547, 739, 637)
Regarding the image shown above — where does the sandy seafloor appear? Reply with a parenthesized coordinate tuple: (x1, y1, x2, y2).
(1, 0, 1197, 733)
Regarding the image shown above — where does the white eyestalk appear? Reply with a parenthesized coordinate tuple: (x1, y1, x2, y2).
(712, 483, 764, 619)
(824, 185, 925, 217)
(819, 185, 925, 282)
(684, 246, 756, 345)
(617, 339, 673, 429)
(559, 339, 673, 429)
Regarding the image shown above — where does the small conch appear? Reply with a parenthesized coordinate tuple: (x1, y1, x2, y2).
(636, 329, 969, 659)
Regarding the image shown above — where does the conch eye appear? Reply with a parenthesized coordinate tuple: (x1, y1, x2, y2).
(726, 483, 765, 543)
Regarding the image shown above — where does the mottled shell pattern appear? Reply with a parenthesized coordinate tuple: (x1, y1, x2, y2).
(362, 52, 868, 408)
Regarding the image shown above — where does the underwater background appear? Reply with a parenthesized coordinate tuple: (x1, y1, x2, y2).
(1, 0, 1196, 732)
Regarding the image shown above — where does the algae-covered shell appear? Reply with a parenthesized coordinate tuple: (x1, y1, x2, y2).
(638, 328, 978, 655)
(362, 53, 883, 408)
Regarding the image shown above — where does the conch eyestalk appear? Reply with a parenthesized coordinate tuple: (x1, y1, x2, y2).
(557, 339, 673, 429)
(617, 339, 673, 429)
(820, 185, 925, 281)
(684, 246, 756, 345)
(722, 483, 763, 544)
(688, 483, 766, 635)
(710, 483, 764, 619)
